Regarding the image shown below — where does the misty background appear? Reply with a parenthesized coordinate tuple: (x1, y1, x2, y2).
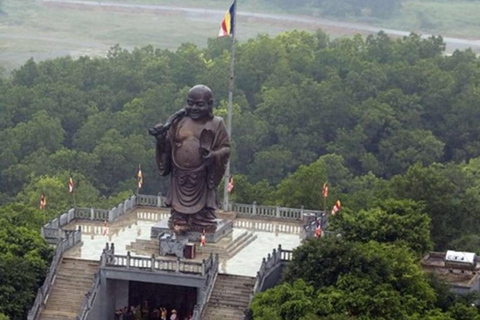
(0, 0, 479, 73)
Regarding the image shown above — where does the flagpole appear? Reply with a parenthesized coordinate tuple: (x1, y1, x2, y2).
(72, 191, 77, 208)
(223, 0, 237, 212)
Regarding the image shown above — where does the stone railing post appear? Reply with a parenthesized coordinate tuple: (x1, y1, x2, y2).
(157, 193, 162, 207)
(252, 201, 257, 215)
(90, 208, 94, 220)
(276, 206, 280, 218)
(175, 258, 180, 273)
(126, 251, 131, 269)
(300, 205, 304, 218)
(151, 254, 155, 271)
(101, 249, 107, 267)
(202, 259, 206, 276)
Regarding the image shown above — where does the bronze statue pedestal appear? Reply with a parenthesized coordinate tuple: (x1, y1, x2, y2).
(151, 218, 233, 244)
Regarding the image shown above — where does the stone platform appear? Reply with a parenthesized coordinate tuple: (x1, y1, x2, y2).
(151, 218, 233, 243)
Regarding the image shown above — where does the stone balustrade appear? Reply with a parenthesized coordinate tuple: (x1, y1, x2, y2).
(243, 245, 293, 320)
(232, 202, 319, 220)
(27, 229, 82, 320)
(192, 253, 219, 320)
(103, 250, 213, 276)
(76, 243, 114, 320)
(33, 193, 312, 320)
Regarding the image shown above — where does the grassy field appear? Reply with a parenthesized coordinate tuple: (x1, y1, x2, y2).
(0, 0, 328, 73)
(105, 0, 480, 38)
(0, 0, 478, 73)
(385, 1, 480, 39)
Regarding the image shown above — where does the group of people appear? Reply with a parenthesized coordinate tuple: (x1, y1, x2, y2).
(114, 304, 192, 320)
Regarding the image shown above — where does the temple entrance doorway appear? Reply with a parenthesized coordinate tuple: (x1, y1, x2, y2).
(128, 281, 197, 319)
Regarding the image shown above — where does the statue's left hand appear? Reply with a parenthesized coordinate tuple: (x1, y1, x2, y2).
(201, 147, 215, 166)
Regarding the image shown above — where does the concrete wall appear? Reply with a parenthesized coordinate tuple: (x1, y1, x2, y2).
(88, 275, 116, 320)
(260, 263, 286, 292)
(114, 280, 129, 310)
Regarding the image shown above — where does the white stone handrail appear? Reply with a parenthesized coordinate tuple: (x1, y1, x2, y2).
(252, 245, 293, 294)
(27, 228, 82, 320)
(103, 251, 209, 275)
(135, 194, 320, 221)
(192, 254, 219, 320)
(76, 243, 113, 320)
(233, 202, 320, 220)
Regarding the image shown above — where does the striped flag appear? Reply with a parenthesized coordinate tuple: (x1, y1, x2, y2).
(332, 200, 341, 215)
(218, 2, 235, 37)
(200, 229, 206, 246)
(322, 182, 328, 198)
(137, 165, 143, 189)
(102, 220, 108, 236)
(315, 220, 321, 238)
(69, 177, 74, 194)
(40, 193, 46, 210)
(228, 176, 234, 193)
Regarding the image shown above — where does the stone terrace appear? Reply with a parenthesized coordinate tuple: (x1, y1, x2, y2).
(64, 208, 302, 277)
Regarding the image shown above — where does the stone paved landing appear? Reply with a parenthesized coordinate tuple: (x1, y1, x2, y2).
(64, 209, 302, 276)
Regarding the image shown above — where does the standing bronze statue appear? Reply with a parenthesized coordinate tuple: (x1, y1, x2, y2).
(149, 85, 230, 234)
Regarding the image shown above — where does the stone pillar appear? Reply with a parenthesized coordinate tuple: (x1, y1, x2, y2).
(157, 193, 163, 207)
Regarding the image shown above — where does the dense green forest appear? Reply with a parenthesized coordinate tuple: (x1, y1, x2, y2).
(1, 29, 480, 318)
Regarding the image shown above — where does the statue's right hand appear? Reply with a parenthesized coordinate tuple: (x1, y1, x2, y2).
(148, 123, 166, 137)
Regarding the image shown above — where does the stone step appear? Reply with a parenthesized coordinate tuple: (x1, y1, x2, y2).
(208, 298, 251, 308)
(215, 280, 255, 290)
(211, 290, 253, 299)
(201, 273, 254, 320)
(39, 258, 99, 320)
(50, 283, 91, 290)
(39, 309, 77, 320)
(227, 233, 257, 258)
(225, 231, 249, 251)
(58, 265, 98, 275)
(202, 305, 245, 320)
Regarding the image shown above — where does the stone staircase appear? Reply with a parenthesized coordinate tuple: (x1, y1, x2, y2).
(39, 258, 99, 320)
(202, 274, 255, 320)
(226, 232, 257, 258)
(127, 231, 257, 259)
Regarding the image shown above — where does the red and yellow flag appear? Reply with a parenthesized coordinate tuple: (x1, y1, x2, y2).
(322, 182, 328, 198)
(40, 193, 46, 210)
(228, 176, 234, 193)
(331, 200, 341, 215)
(137, 165, 143, 189)
(218, 2, 235, 37)
(69, 177, 74, 194)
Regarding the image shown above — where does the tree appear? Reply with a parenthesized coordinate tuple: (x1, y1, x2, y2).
(389, 163, 470, 250)
(332, 198, 433, 255)
(0, 215, 52, 320)
(251, 279, 316, 320)
(277, 239, 436, 319)
(275, 154, 351, 209)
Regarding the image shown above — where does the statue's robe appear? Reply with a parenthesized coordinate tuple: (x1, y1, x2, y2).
(156, 115, 230, 215)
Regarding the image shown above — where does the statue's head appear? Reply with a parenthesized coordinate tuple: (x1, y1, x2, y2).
(186, 85, 214, 120)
